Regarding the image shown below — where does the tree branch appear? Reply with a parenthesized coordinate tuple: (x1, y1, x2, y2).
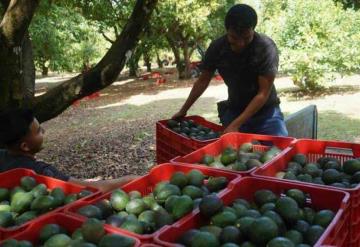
(0, 0, 39, 47)
(33, 0, 158, 123)
(113, 25, 119, 37)
(100, 30, 115, 44)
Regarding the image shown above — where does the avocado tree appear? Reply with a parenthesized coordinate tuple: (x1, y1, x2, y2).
(334, 0, 360, 9)
(266, 0, 360, 92)
(126, 28, 169, 77)
(153, 0, 220, 79)
(69, 0, 167, 77)
(0, 0, 157, 122)
(30, 1, 106, 75)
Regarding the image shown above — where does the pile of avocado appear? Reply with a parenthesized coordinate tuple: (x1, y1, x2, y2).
(167, 119, 221, 141)
(276, 154, 360, 188)
(178, 189, 335, 247)
(2, 218, 135, 247)
(0, 176, 92, 228)
(200, 143, 281, 172)
(76, 169, 229, 235)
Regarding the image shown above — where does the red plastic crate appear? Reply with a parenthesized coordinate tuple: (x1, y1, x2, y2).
(156, 115, 224, 163)
(65, 163, 242, 243)
(253, 139, 360, 246)
(0, 168, 100, 240)
(0, 213, 141, 246)
(171, 132, 295, 176)
(154, 177, 350, 247)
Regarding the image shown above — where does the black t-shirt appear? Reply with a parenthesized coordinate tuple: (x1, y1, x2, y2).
(201, 32, 280, 115)
(0, 149, 70, 181)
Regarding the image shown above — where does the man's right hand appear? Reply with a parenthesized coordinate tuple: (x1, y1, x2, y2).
(172, 109, 187, 120)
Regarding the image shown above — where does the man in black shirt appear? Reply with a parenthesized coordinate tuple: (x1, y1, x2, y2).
(0, 109, 138, 192)
(173, 4, 288, 136)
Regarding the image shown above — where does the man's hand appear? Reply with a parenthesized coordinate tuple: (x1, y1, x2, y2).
(172, 109, 187, 120)
(69, 175, 141, 193)
(223, 122, 240, 134)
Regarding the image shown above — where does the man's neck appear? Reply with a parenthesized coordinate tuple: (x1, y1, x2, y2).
(8, 150, 35, 160)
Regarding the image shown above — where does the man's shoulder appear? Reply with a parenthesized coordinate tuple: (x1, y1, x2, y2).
(209, 35, 228, 50)
(253, 33, 277, 50)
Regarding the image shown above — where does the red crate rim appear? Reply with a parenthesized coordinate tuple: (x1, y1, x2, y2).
(171, 132, 296, 174)
(157, 115, 223, 143)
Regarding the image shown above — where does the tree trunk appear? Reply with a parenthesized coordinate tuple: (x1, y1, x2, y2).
(128, 47, 142, 77)
(0, 0, 39, 110)
(41, 65, 49, 76)
(166, 35, 186, 79)
(156, 51, 163, 68)
(129, 58, 139, 77)
(22, 31, 35, 104)
(143, 50, 151, 72)
(182, 40, 192, 79)
(34, 0, 158, 122)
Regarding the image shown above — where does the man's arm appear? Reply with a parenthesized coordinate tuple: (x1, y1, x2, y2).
(69, 175, 140, 193)
(172, 70, 214, 119)
(223, 74, 275, 133)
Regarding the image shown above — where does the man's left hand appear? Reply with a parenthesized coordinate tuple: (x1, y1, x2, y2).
(223, 122, 240, 134)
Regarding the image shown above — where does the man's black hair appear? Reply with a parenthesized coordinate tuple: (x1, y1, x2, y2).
(225, 4, 258, 34)
(0, 109, 34, 147)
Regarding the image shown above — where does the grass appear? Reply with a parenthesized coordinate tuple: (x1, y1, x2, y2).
(318, 111, 360, 142)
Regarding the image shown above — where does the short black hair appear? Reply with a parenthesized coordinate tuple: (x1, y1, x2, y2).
(0, 109, 34, 147)
(225, 4, 258, 34)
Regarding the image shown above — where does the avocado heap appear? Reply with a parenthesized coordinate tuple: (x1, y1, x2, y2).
(1, 218, 135, 247)
(276, 154, 360, 188)
(76, 169, 229, 235)
(178, 189, 335, 247)
(200, 143, 281, 172)
(0, 176, 92, 228)
(167, 119, 221, 141)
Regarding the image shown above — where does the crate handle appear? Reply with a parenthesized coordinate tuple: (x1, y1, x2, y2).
(325, 147, 354, 156)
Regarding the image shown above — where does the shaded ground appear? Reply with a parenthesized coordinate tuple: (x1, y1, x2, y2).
(36, 69, 360, 179)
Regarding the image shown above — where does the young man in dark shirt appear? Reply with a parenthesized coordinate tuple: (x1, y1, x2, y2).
(0, 109, 138, 192)
(173, 4, 288, 136)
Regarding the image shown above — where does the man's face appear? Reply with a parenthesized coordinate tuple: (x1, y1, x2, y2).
(20, 118, 45, 155)
(226, 27, 254, 53)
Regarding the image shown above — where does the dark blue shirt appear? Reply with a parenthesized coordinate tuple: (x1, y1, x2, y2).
(0, 149, 69, 181)
(201, 32, 280, 115)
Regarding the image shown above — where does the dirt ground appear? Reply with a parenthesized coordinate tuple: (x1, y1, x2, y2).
(36, 68, 360, 179)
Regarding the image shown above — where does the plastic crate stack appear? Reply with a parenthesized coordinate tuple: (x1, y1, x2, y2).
(0, 115, 358, 246)
(156, 116, 224, 163)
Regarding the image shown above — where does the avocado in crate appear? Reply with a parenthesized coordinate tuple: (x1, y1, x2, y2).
(276, 154, 360, 188)
(167, 119, 221, 141)
(178, 189, 335, 247)
(76, 169, 229, 235)
(2, 218, 136, 247)
(0, 176, 92, 229)
(199, 142, 282, 172)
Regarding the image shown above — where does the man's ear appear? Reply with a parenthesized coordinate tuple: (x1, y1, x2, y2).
(19, 141, 30, 152)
